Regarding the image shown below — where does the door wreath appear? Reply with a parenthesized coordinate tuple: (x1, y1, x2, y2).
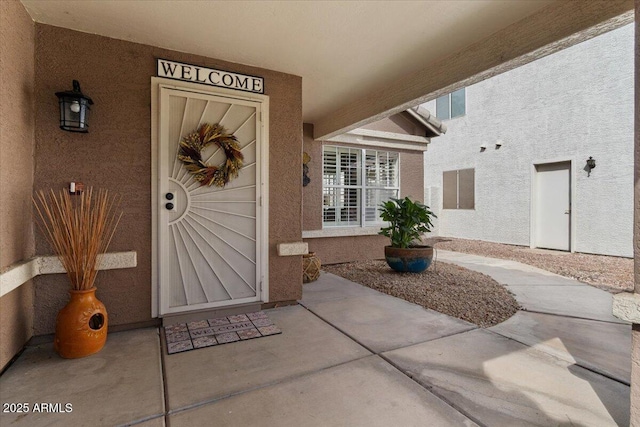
(178, 123, 244, 187)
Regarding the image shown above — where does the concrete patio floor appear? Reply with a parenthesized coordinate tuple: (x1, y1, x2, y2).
(0, 252, 631, 426)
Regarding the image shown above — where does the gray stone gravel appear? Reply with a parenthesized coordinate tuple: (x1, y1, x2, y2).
(323, 260, 519, 328)
(322, 237, 632, 327)
(430, 237, 633, 293)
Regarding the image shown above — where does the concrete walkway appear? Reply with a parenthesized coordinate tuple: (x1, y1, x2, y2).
(437, 250, 632, 384)
(0, 252, 631, 426)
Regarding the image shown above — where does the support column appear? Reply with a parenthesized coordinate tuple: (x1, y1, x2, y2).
(614, 2, 640, 424)
(632, 1, 640, 423)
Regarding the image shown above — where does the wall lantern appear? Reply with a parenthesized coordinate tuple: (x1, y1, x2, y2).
(586, 156, 596, 177)
(55, 80, 93, 132)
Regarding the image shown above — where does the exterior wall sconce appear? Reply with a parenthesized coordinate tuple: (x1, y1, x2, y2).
(55, 80, 93, 132)
(479, 143, 487, 151)
(586, 156, 596, 176)
(496, 140, 503, 148)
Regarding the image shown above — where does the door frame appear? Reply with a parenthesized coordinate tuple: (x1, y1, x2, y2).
(151, 77, 269, 318)
(529, 158, 575, 252)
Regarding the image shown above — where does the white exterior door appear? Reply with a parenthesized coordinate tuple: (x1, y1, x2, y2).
(534, 162, 571, 251)
(155, 81, 268, 315)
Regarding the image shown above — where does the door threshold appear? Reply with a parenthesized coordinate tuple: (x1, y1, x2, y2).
(529, 247, 571, 255)
(161, 302, 263, 326)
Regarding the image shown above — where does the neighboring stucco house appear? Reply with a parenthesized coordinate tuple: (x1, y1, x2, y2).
(302, 109, 445, 264)
(420, 24, 634, 258)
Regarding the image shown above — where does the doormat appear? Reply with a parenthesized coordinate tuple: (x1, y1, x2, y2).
(164, 312, 281, 355)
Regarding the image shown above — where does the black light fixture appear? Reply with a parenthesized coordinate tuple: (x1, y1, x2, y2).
(55, 80, 93, 132)
(586, 156, 596, 177)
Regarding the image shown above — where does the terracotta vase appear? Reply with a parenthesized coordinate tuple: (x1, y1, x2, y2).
(54, 287, 108, 359)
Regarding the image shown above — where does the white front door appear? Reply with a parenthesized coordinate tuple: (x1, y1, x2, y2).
(534, 162, 571, 251)
(155, 81, 268, 315)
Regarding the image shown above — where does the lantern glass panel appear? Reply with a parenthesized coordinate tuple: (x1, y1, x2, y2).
(59, 96, 91, 132)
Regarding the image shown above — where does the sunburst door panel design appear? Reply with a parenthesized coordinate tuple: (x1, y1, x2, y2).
(158, 87, 264, 314)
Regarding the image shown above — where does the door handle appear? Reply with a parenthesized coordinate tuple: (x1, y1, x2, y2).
(564, 210, 571, 214)
(166, 203, 174, 210)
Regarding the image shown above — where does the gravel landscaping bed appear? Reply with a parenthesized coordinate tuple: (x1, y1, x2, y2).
(323, 260, 520, 328)
(430, 237, 633, 293)
(323, 237, 631, 327)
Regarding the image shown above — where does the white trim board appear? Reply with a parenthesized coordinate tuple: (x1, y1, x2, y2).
(612, 292, 640, 324)
(328, 129, 430, 152)
(303, 227, 383, 239)
(277, 242, 308, 256)
(0, 251, 137, 298)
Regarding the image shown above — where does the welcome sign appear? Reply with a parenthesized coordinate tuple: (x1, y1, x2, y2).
(157, 58, 264, 94)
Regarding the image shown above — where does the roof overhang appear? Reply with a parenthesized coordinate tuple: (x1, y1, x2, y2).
(328, 128, 430, 152)
(405, 107, 447, 137)
(312, 1, 633, 140)
(20, 1, 633, 140)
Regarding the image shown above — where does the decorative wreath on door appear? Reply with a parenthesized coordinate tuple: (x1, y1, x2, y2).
(178, 123, 244, 187)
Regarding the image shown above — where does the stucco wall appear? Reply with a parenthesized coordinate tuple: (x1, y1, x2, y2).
(0, 0, 35, 370)
(302, 123, 323, 231)
(633, 326, 640, 424)
(361, 115, 423, 136)
(307, 235, 387, 265)
(32, 24, 302, 335)
(631, 3, 639, 424)
(422, 24, 634, 257)
(302, 123, 426, 264)
(400, 149, 426, 201)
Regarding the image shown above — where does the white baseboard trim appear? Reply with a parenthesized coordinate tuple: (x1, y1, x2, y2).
(612, 292, 640, 324)
(0, 251, 137, 298)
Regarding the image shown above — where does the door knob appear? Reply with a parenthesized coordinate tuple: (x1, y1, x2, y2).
(166, 193, 174, 200)
(166, 203, 174, 210)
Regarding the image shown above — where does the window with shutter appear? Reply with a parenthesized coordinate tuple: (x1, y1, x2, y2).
(442, 170, 458, 209)
(458, 168, 475, 209)
(323, 146, 400, 227)
(442, 168, 474, 209)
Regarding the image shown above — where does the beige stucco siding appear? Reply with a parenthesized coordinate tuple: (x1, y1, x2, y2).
(0, 0, 35, 371)
(631, 2, 640, 423)
(360, 115, 424, 136)
(400, 148, 426, 202)
(307, 235, 388, 265)
(31, 24, 302, 335)
(302, 123, 323, 231)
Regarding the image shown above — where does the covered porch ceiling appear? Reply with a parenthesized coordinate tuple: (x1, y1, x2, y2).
(21, 0, 633, 139)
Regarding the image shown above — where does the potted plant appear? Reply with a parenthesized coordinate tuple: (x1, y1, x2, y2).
(33, 188, 122, 358)
(378, 197, 436, 273)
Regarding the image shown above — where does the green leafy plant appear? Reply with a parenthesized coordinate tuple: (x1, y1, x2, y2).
(378, 197, 436, 248)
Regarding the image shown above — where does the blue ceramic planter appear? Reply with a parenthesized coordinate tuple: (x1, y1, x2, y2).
(384, 246, 434, 273)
